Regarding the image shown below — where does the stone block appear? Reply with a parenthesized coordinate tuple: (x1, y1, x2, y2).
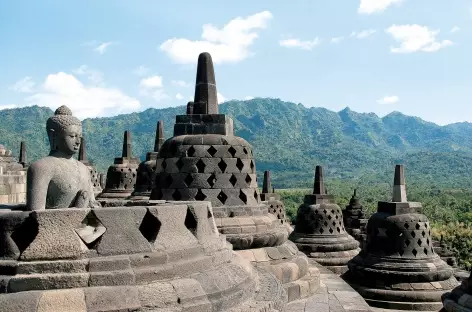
(88, 270, 136, 286)
(137, 281, 179, 309)
(88, 256, 131, 272)
(0, 291, 42, 312)
(8, 272, 89, 292)
(170, 278, 208, 305)
(84, 286, 141, 312)
(17, 259, 88, 274)
(37, 288, 87, 312)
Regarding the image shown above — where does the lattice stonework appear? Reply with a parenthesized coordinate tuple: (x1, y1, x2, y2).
(301, 204, 347, 235)
(152, 140, 261, 207)
(106, 167, 138, 191)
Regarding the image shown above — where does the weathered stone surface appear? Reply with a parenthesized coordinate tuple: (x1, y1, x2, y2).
(37, 288, 87, 312)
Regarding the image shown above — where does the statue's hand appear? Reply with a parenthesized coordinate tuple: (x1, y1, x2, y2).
(73, 190, 89, 208)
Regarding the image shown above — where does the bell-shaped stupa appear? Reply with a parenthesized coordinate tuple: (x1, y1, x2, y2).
(150, 52, 322, 303)
(98, 131, 139, 200)
(130, 121, 165, 200)
(78, 137, 102, 196)
(343, 189, 368, 248)
(345, 165, 458, 310)
(289, 166, 360, 274)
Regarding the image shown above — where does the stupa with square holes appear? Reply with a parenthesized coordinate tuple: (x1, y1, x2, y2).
(289, 165, 360, 274)
(344, 165, 458, 311)
(150, 52, 322, 303)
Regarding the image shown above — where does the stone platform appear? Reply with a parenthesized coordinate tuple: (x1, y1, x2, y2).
(0, 202, 287, 311)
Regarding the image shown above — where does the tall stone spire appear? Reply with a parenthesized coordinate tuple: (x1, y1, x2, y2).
(190, 52, 218, 115)
(392, 164, 407, 202)
(153, 121, 165, 152)
(122, 131, 132, 158)
(78, 137, 87, 162)
(262, 170, 272, 194)
(19, 141, 27, 167)
(313, 165, 326, 195)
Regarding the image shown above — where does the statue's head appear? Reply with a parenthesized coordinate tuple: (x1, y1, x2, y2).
(46, 105, 82, 155)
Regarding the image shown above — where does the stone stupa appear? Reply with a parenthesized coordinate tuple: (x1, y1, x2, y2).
(289, 166, 360, 274)
(18, 141, 27, 169)
(98, 130, 140, 201)
(78, 137, 102, 196)
(343, 188, 368, 248)
(150, 52, 321, 303)
(130, 120, 165, 200)
(344, 165, 458, 310)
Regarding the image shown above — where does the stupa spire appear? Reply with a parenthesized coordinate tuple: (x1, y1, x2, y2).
(153, 120, 165, 152)
(19, 141, 27, 167)
(122, 131, 132, 158)
(262, 170, 272, 194)
(78, 137, 87, 162)
(392, 164, 407, 202)
(313, 165, 326, 195)
(190, 52, 218, 115)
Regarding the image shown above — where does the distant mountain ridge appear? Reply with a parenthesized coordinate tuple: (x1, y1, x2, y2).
(1, 98, 471, 188)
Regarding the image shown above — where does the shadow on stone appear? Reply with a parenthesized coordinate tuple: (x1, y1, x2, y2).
(139, 210, 162, 243)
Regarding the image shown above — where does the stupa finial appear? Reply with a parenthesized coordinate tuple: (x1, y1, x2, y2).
(262, 170, 272, 194)
(122, 131, 132, 158)
(154, 120, 165, 152)
(313, 165, 326, 195)
(19, 141, 27, 166)
(392, 164, 407, 202)
(78, 137, 87, 162)
(190, 52, 218, 115)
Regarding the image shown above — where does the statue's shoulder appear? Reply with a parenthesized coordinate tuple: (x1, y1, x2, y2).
(27, 157, 56, 176)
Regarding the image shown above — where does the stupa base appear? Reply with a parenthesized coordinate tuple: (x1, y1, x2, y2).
(307, 248, 361, 274)
(441, 275, 472, 312)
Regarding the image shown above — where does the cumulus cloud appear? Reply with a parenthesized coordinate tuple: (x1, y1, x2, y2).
(25, 72, 140, 119)
(358, 0, 403, 14)
(386, 24, 453, 53)
(171, 80, 191, 87)
(133, 66, 150, 76)
(351, 29, 377, 39)
(330, 36, 344, 44)
(73, 65, 104, 85)
(9, 76, 36, 93)
(217, 92, 226, 104)
(139, 76, 169, 102)
(279, 38, 321, 50)
(160, 11, 273, 64)
(175, 93, 184, 100)
(0, 104, 18, 110)
(450, 26, 460, 34)
(244, 96, 255, 100)
(377, 95, 399, 104)
(140, 76, 163, 89)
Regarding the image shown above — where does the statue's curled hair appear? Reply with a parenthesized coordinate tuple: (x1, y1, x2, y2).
(46, 105, 82, 134)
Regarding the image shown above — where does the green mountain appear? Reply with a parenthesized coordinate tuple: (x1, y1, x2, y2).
(1, 98, 472, 188)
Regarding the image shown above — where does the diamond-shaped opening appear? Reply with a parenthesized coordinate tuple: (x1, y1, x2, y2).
(422, 230, 426, 237)
(229, 174, 237, 186)
(324, 221, 328, 226)
(185, 207, 198, 237)
(424, 247, 428, 255)
(196, 159, 206, 173)
(245, 174, 252, 184)
(162, 160, 167, 170)
(411, 231, 416, 238)
(404, 222, 409, 229)
(415, 223, 420, 230)
(425, 223, 428, 228)
(207, 146, 217, 157)
(165, 175, 173, 188)
(426, 238, 430, 245)
(337, 227, 341, 233)
(172, 189, 182, 200)
(405, 239, 410, 246)
(329, 228, 334, 234)
(332, 221, 336, 226)
(228, 146, 237, 157)
(243, 147, 248, 154)
(139, 210, 162, 243)
(236, 158, 244, 172)
(319, 228, 324, 234)
(184, 174, 194, 187)
(239, 190, 247, 204)
(176, 158, 184, 171)
(254, 190, 258, 200)
(335, 215, 339, 219)
(187, 146, 196, 157)
(250, 160, 255, 171)
(207, 174, 216, 187)
(217, 191, 228, 204)
(328, 215, 332, 220)
(11, 215, 39, 253)
(314, 210, 319, 214)
(195, 189, 207, 201)
(412, 248, 418, 257)
(218, 159, 227, 172)
(75, 211, 106, 250)
(323, 209, 327, 214)
(417, 239, 422, 246)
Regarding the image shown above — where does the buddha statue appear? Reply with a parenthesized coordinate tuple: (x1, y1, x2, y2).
(26, 105, 100, 210)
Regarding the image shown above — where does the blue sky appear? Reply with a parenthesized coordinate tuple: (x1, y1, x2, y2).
(1, 0, 471, 125)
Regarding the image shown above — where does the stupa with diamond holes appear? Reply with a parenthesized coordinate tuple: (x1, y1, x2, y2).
(344, 165, 458, 311)
(342, 189, 368, 248)
(150, 52, 322, 303)
(78, 137, 102, 196)
(97, 130, 140, 200)
(130, 121, 165, 200)
(433, 236, 469, 281)
(289, 166, 360, 274)
(260, 170, 292, 233)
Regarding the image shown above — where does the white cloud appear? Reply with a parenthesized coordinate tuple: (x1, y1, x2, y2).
(377, 95, 399, 104)
(386, 24, 453, 53)
(217, 92, 226, 104)
(94, 41, 114, 54)
(140, 76, 163, 89)
(25, 72, 140, 119)
(244, 96, 255, 100)
(176, 93, 184, 100)
(358, 0, 403, 14)
(331, 36, 344, 44)
(160, 11, 273, 64)
(351, 29, 377, 39)
(450, 26, 460, 34)
(133, 66, 149, 76)
(0, 104, 18, 110)
(9, 76, 36, 93)
(73, 65, 104, 85)
(279, 38, 321, 50)
(171, 80, 191, 87)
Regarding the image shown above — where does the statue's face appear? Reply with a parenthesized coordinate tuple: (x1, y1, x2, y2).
(56, 125, 82, 155)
